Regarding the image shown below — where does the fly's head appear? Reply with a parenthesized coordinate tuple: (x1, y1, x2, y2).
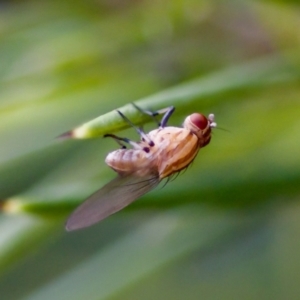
(183, 113, 217, 147)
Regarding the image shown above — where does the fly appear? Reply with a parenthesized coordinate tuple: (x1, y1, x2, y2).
(66, 104, 216, 231)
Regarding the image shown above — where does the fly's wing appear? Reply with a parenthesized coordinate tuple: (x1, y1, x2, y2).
(65, 174, 160, 231)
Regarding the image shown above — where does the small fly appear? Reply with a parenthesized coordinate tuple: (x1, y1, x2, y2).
(66, 104, 216, 231)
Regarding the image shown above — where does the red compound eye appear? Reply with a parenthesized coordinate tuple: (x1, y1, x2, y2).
(190, 113, 208, 130)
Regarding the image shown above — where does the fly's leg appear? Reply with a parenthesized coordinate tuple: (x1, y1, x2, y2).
(117, 110, 154, 147)
(160, 106, 175, 128)
(104, 134, 127, 149)
(131, 103, 160, 126)
(104, 133, 150, 152)
(132, 103, 175, 128)
(115, 104, 175, 148)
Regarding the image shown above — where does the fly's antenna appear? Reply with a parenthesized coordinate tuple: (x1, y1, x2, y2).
(208, 114, 217, 128)
(214, 127, 230, 132)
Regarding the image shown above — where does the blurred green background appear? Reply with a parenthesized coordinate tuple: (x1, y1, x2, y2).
(0, 0, 300, 299)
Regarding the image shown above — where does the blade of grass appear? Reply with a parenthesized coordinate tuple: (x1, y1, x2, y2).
(63, 55, 297, 139)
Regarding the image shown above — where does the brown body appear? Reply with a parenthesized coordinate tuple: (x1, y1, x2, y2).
(106, 127, 200, 179)
(106, 112, 214, 179)
(65, 111, 216, 231)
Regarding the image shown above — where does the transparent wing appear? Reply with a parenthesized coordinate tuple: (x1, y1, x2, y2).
(66, 174, 160, 231)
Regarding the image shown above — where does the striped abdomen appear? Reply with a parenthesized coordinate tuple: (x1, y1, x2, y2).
(105, 147, 156, 177)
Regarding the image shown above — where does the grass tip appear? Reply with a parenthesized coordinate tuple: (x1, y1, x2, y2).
(56, 130, 75, 140)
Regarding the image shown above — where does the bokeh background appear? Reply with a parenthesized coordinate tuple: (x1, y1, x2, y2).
(0, 0, 300, 299)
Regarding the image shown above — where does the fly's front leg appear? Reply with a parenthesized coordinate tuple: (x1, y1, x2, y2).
(132, 103, 175, 128)
(159, 106, 175, 128)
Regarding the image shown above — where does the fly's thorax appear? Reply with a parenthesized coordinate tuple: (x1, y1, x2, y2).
(148, 127, 190, 145)
(148, 127, 200, 179)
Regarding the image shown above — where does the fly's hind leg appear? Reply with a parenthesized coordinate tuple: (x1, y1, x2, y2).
(104, 133, 150, 152)
(117, 110, 155, 147)
(104, 134, 128, 149)
(132, 103, 175, 128)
